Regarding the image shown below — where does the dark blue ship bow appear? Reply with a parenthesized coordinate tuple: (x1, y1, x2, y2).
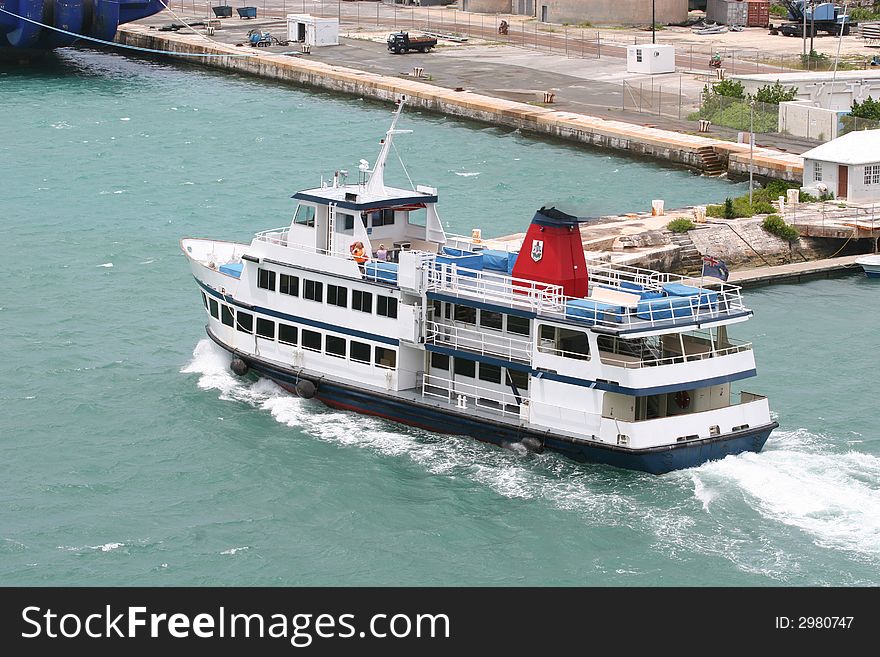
(0, 0, 165, 52)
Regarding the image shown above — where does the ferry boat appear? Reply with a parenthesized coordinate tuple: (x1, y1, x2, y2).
(855, 254, 880, 278)
(181, 99, 778, 474)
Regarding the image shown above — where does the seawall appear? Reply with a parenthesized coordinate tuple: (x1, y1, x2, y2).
(115, 25, 803, 181)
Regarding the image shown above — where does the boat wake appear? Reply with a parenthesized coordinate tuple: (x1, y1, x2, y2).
(182, 339, 879, 579)
(689, 429, 880, 561)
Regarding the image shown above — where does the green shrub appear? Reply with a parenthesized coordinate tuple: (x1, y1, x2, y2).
(712, 79, 746, 99)
(752, 81, 798, 105)
(667, 218, 696, 233)
(850, 96, 880, 121)
(723, 197, 736, 219)
(762, 214, 800, 242)
(800, 191, 818, 203)
(769, 4, 788, 17)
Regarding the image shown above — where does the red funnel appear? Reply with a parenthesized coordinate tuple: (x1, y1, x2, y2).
(511, 207, 588, 298)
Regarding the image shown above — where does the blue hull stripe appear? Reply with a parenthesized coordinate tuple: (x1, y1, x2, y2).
(196, 278, 400, 346)
(209, 333, 775, 474)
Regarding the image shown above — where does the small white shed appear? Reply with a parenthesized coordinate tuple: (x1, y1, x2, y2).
(286, 14, 339, 47)
(800, 130, 880, 203)
(626, 44, 675, 75)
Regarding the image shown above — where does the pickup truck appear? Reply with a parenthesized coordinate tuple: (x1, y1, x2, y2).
(387, 32, 437, 54)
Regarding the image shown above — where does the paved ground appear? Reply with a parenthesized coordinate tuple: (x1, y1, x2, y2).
(136, 3, 831, 154)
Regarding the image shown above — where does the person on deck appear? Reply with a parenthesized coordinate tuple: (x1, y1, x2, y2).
(375, 244, 388, 262)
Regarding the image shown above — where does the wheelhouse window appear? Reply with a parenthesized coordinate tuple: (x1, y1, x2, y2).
(201, 291, 209, 310)
(374, 346, 397, 369)
(430, 352, 449, 371)
(377, 296, 398, 319)
(479, 310, 503, 331)
(339, 212, 355, 232)
(294, 204, 316, 227)
(453, 357, 476, 378)
(256, 317, 275, 339)
(302, 329, 322, 352)
(280, 273, 299, 297)
(454, 304, 476, 325)
(209, 298, 219, 320)
(327, 284, 347, 308)
(236, 311, 253, 334)
(352, 289, 372, 313)
(350, 341, 371, 364)
(325, 335, 346, 358)
(538, 324, 590, 360)
(370, 208, 395, 227)
(506, 315, 531, 336)
(304, 279, 323, 302)
(221, 305, 235, 327)
(257, 268, 276, 291)
(278, 323, 298, 346)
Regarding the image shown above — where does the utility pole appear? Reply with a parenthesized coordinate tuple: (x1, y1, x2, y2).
(803, 0, 808, 58)
(810, 0, 815, 55)
(652, 0, 656, 44)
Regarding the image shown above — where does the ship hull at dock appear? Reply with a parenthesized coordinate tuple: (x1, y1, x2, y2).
(207, 330, 777, 476)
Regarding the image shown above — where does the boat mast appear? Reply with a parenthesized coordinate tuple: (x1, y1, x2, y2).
(364, 96, 411, 197)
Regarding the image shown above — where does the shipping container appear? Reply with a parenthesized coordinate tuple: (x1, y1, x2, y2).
(706, 0, 749, 26)
(746, 0, 770, 28)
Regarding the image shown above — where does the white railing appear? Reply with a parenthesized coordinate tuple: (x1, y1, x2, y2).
(428, 263, 566, 313)
(598, 341, 753, 369)
(421, 373, 526, 418)
(426, 321, 532, 362)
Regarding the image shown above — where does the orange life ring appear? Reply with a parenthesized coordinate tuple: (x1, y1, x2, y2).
(674, 390, 691, 409)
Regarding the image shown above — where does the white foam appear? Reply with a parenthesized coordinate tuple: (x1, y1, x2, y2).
(120, 117, 131, 121)
(454, 171, 481, 177)
(692, 429, 880, 559)
(220, 546, 249, 555)
(58, 542, 125, 553)
(97, 262, 113, 268)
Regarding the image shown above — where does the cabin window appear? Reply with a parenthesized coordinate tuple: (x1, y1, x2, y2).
(478, 362, 502, 384)
(350, 341, 371, 364)
(280, 273, 299, 297)
(506, 314, 531, 336)
(813, 162, 823, 182)
(257, 268, 276, 291)
(209, 298, 219, 320)
(374, 346, 397, 369)
(370, 208, 395, 227)
(201, 291, 209, 310)
(278, 323, 298, 346)
(430, 352, 449, 371)
(479, 310, 503, 331)
(301, 329, 322, 352)
(325, 335, 346, 358)
(538, 325, 590, 360)
(327, 284, 347, 308)
(865, 164, 880, 185)
(221, 305, 235, 327)
(256, 317, 275, 340)
(339, 212, 355, 232)
(353, 290, 373, 313)
(453, 357, 476, 378)
(294, 204, 316, 227)
(434, 301, 452, 319)
(236, 311, 254, 334)
(377, 296, 398, 319)
(507, 369, 529, 390)
(304, 280, 323, 302)
(454, 304, 476, 325)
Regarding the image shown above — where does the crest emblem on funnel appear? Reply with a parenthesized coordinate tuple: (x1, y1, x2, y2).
(531, 239, 543, 262)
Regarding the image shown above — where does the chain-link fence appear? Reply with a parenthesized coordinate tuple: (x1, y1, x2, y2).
(692, 94, 782, 134)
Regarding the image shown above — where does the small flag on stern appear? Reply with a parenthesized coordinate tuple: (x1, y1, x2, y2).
(702, 255, 729, 281)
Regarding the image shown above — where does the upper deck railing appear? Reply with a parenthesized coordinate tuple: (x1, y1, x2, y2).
(426, 320, 533, 362)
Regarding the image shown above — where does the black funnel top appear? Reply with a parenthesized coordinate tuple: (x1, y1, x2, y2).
(532, 206, 582, 227)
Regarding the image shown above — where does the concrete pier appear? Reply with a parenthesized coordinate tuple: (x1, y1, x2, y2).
(115, 25, 804, 181)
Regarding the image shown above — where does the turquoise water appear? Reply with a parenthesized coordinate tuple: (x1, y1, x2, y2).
(1, 49, 878, 586)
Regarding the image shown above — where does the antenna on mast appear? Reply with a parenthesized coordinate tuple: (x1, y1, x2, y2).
(364, 96, 412, 196)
